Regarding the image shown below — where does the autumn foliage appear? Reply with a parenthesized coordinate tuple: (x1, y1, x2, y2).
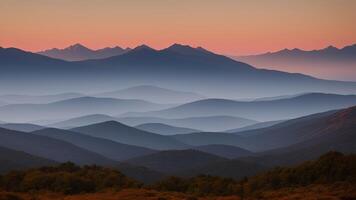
(0, 152, 356, 199)
(0, 162, 140, 194)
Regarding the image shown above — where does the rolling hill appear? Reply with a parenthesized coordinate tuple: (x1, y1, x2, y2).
(95, 85, 204, 104)
(242, 106, 356, 166)
(125, 93, 356, 121)
(71, 121, 189, 150)
(229, 109, 342, 151)
(104, 105, 356, 155)
(48, 114, 117, 128)
(0, 97, 169, 122)
(32, 128, 156, 161)
(119, 115, 257, 132)
(225, 120, 283, 133)
(0, 146, 56, 173)
(0, 127, 115, 165)
(0, 123, 44, 132)
(50, 114, 257, 132)
(193, 144, 252, 159)
(134, 123, 200, 135)
(171, 132, 244, 147)
(126, 149, 228, 173)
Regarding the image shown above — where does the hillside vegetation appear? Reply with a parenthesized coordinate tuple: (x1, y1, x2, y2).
(0, 162, 140, 194)
(0, 152, 355, 199)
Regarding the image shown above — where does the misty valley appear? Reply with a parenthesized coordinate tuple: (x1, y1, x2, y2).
(0, 42, 355, 200)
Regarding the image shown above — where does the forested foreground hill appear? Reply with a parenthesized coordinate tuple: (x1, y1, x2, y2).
(0, 152, 355, 200)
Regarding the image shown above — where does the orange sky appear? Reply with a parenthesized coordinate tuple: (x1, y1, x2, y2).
(1, 0, 355, 55)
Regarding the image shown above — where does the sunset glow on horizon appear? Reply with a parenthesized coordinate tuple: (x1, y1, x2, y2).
(1, 0, 356, 55)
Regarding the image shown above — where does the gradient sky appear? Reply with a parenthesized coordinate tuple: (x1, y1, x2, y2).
(1, 0, 356, 55)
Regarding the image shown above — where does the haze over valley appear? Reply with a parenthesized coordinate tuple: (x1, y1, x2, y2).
(1, 1, 355, 199)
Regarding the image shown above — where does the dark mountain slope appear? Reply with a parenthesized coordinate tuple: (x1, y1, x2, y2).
(0, 127, 115, 165)
(0, 47, 69, 66)
(126, 149, 228, 173)
(0, 146, 56, 173)
(33, 128, 156, 161)
(71, 121, 189, 150)
(247, 106, 356, 166)
(231, 109, 342, 151)
(0, 123, 44, 132)
(171, 132, 244, 147)
(225, 120, 283, 133)
(193, 144, 252, 159)
(171, 107, 354, 152)
(135, 123, 200, 135)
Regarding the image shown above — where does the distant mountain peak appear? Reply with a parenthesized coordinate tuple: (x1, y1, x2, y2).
(66, 43, 92, 51)
(92, 120, 126, 127)
(164, 43, 213, 55)
(325, 45, 337, 50)
(196, 46, 211, 52)
(321, 45, 339, 53)
(167, 43, 193, 49)
(132, 44, 155, 51)
(291, 48, 302, 52)
(37, 43, 130, 61)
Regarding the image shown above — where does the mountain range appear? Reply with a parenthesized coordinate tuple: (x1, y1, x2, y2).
(0, 123, 44, 132)
(49, 114, 257, 132)
(134, 123, 200, 135)
(0, 96, 169, 122)
(0, 127, 115, 165)
(170, 105, 356, 159)
(1, 44, 356, 98)
(119, 115, 257, 132)
(0, 146, 55, 173)
(0, 105, 355, 182)
(240, 106, 356, 166)
(37, 43, 131, 61)
(0, 85, 202, 105)
(122, 93, 356, 121)
(95, 85, 205, 104)
(236, 44, 356, 81)
(32, 128, 156, 161)
(1, 41, 356, 185)
(71, 121, 189, 150)
(193, 144, 252, 159)
(225, 120, 283, 133)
